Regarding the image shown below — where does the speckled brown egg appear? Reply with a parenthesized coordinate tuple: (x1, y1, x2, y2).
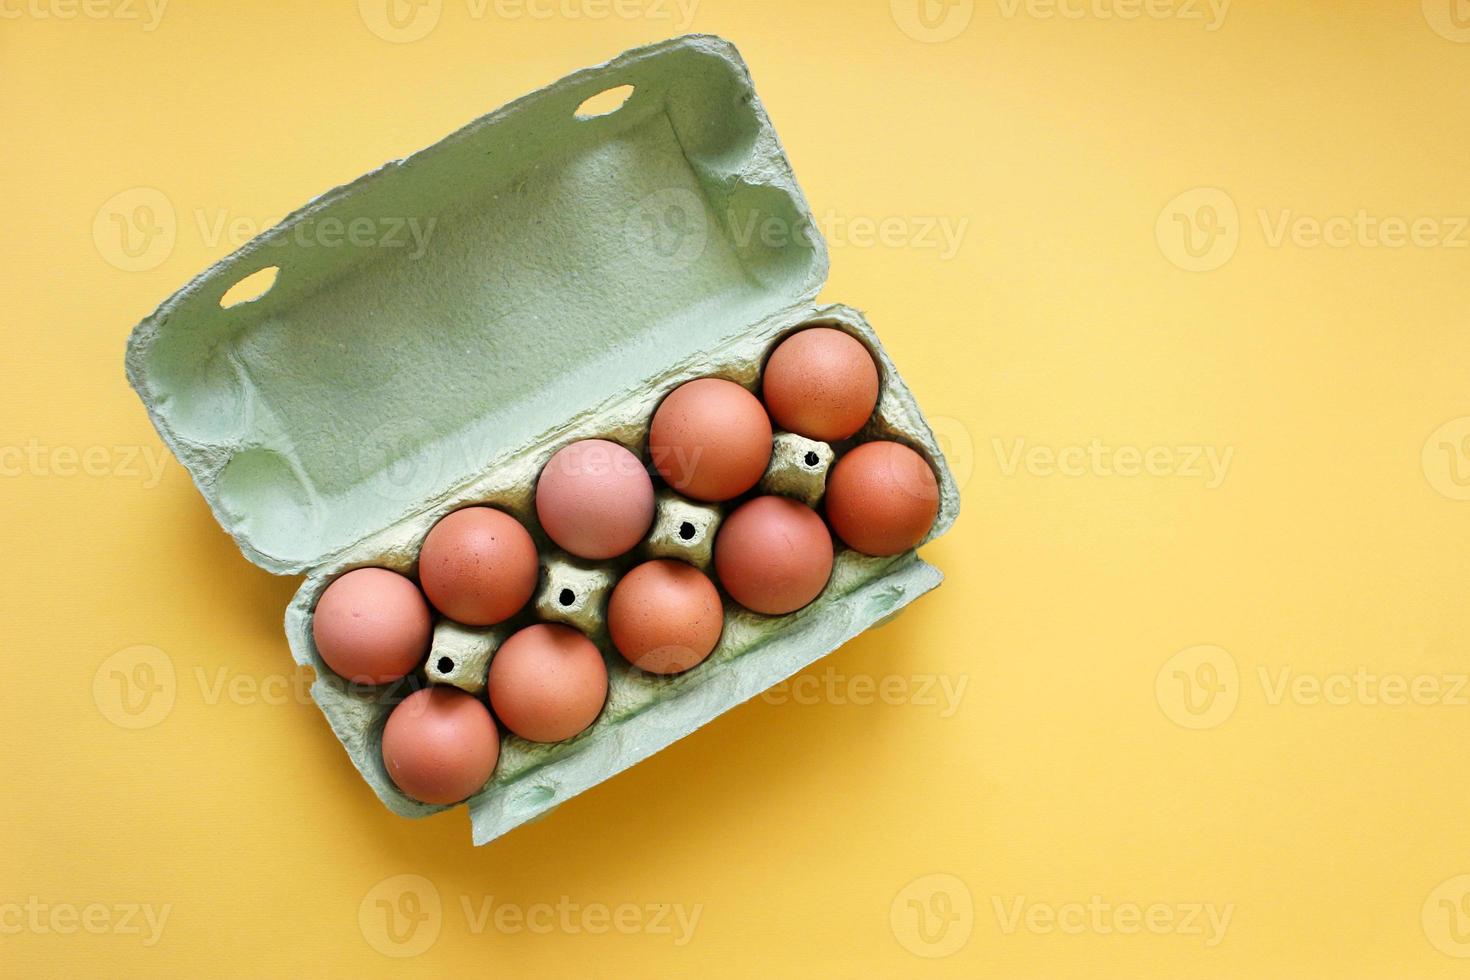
(535, 439, 655, 560)
(761, 327, 879, 441)
(648, 378, 773, 502)
(714, 495, 834, 615)
(825, 441, 940, 556)
(381, 687, 499, 805)
(312, 567, 431, 684)
(487, 623, 608, 743)
(608, 559, 724, 675)
(418, 507, 538, 626)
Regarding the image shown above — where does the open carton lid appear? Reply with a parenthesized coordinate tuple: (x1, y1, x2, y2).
(125, 35, 829, 575)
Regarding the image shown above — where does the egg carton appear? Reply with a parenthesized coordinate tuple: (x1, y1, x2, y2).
(123, 35, 959, 845)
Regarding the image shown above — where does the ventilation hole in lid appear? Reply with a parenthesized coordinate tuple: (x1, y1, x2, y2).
(804, 452, 820, 467)
(436, 657, 453, 674)
(678, 521, 696, 541)
(558, 588, 576, 607)
(219, 265, 279, 308)
(574, 84, 634, 119)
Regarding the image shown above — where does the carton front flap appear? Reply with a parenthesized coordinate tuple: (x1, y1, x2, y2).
(125, 35, 828, 575)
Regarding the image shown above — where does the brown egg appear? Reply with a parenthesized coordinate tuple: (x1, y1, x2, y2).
(487, 624, 608, 742)
(418, 507, 538, 626)
(648, 378, 773, 502)
(312, 567, 431, 684)
(714, 495, 834, 615)
(535, 439, 655, 560)
(608, 560, 724, 675)
(826, 441, 940, 556)
(762, 327, 880, 441)
(381, 687, 499, 805)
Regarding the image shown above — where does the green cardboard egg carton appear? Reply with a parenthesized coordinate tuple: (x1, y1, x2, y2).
(124, 35, 959, 845)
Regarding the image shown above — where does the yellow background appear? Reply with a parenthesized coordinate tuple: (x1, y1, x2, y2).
(4, 1, 1470, 976)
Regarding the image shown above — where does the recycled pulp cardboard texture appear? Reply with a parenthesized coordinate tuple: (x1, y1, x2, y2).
(125, 34, 827, 574)
(289, 306, 959, 844)
(124, 35, 960, 845)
